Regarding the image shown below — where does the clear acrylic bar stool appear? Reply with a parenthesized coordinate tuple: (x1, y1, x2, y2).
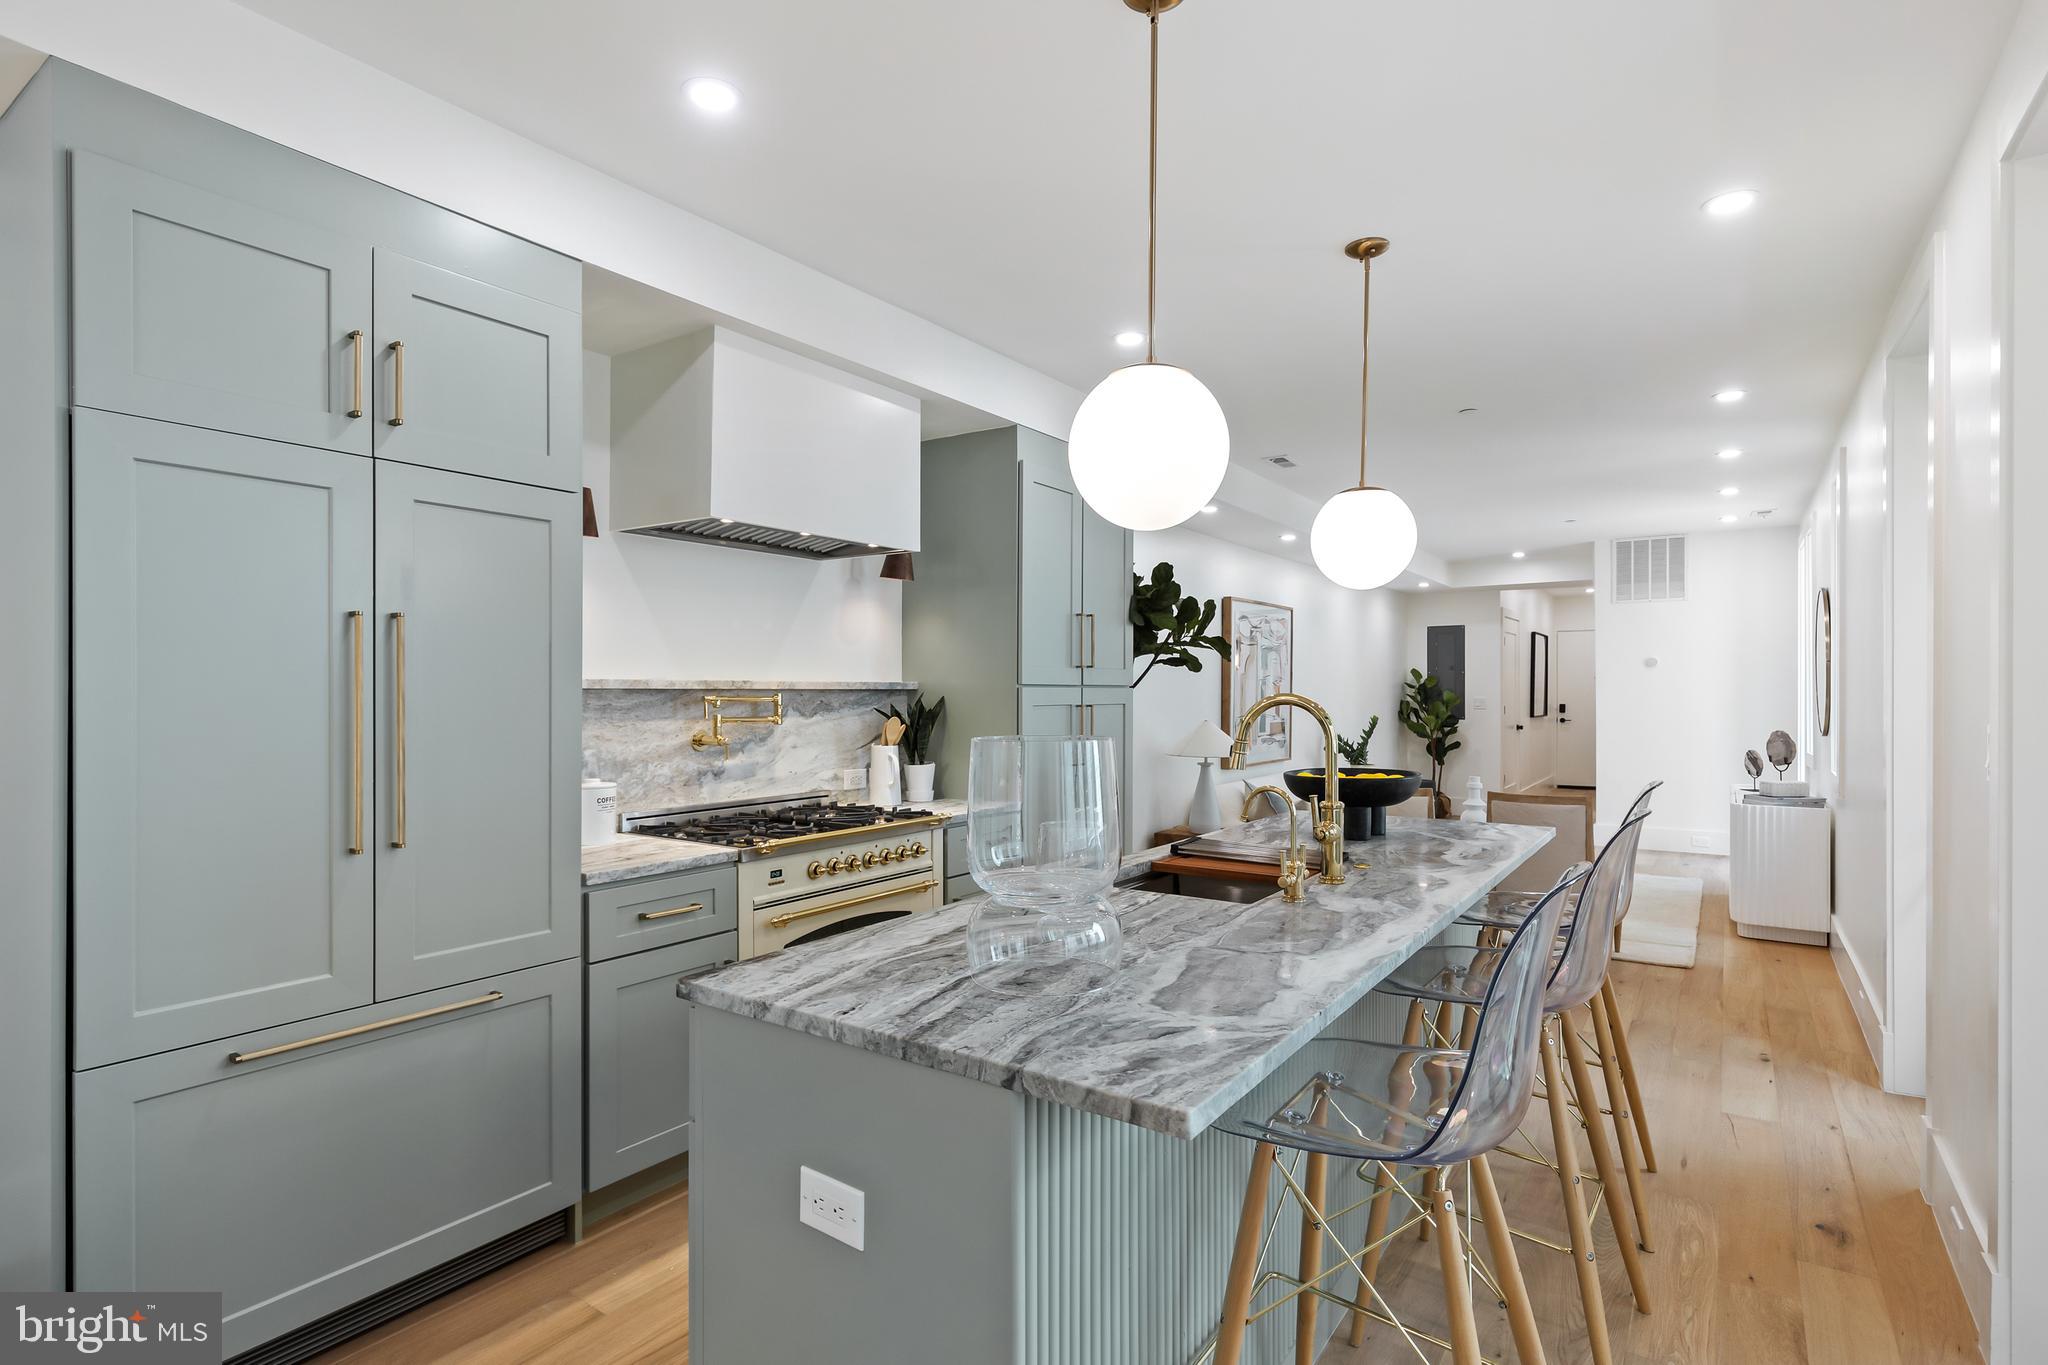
(1368, 811, 1654, 1365)
(1202, 872, 1577, 1365)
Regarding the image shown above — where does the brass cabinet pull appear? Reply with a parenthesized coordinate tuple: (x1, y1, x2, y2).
(346, 329, 365, 418)
(1086, 612, 1097, 668)
(386, 340, 406, 426)
(390, 612, 407, 849)
(766, 879, 938, 930)
(638, 902, 705, 922)
(1075, 612, 1085, 668)
(1085, 703, 1095, 735)
(348, 611, 364, 854)
(228, 992, 502, 1064)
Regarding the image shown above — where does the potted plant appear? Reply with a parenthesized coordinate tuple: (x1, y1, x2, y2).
(876, 694, 945, 804)
(1335, 715, 1380, 767)
(1398, 670, 1463, 818)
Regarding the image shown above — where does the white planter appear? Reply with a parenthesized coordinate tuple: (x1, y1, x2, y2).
(903, 762, 936, 804)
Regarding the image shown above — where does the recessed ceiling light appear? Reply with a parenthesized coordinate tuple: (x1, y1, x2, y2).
(1114, 330, 1146, 349)
(1719, 513, 1740, 523)
(1415, 580, 1430, 589)
(683, 77, 740, 114)
(1719, 486, 1740, 497)
(1279, 532, 1298, 542)
(1199, 504, 1219, 515)
(1718, 447, 1743, 460)
(1584, 587, 1595, 594)
(1713, 388, 1746, 404)
(1702, 189, 1760, 218)
(1510, 550, 1526, 560)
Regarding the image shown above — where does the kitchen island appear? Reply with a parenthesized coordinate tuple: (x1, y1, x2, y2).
(680, 816, 1550, 1365)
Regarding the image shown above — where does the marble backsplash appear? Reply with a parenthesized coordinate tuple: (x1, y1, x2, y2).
(583, 685, 919, 813)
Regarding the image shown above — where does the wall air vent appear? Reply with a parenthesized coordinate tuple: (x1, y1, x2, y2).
(1613, 535, 1686, 603)
(1265, 455, 1297, 469)
(631, 517, 897, 561)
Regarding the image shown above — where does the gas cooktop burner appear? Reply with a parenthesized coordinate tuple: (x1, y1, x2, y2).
(636, 801, 937, 849)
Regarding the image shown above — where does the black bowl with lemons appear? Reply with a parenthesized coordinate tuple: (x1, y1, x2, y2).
(1280, 767, 1424, 839)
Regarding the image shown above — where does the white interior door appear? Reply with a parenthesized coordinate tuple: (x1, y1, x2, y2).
(1500, 613, 1524, 790)
(1556, 628, 1597, 787)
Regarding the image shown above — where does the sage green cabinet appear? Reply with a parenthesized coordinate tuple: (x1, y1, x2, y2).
(71, 410, 376, 1069)
(372, 250, 582, 491)
(586, 931, 737, 1190)
(1018, 463, 1083, 686)
(374, 464, 581, 998)
(1081, 499, 1133, 684)
(1018, 687, 1083, 737)
(70, 152, 375, 457)
(72, 959, 581, 1358)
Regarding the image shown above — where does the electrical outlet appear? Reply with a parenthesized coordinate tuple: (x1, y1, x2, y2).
(799, 1165, 865, 1251)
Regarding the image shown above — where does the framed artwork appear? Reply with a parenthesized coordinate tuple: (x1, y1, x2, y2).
(1222, 597, 1294, 765)
(1529, 630, 1550, 718)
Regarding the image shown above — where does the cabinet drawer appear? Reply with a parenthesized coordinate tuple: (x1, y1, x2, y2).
(72, 959, 580, 1358)
(585, 865, 738, 962)
(586, 932, 737, 1190)
(943, 822, 967, 880)
(945, 872, 978, 905)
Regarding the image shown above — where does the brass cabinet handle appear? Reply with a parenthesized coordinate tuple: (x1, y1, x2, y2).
(348, 611, 364, 854)
(1085, 703, 1096, 735)
(1086, 612, 1097, 668)
(638, 902, 704, 922)
(390, 612, 407, 849)
(765, 879, 938, 930)
(229, 992, 503, 1064)
(346, 329, 365, 418)
(386, 340, 406, 426)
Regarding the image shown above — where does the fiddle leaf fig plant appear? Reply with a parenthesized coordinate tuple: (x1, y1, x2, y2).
(1399, 669, 1463, 816)
(1335, 715, 1380, 767)
(1130, 562, 1231, 687)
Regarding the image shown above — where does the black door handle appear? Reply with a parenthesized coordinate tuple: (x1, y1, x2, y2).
(1514, 724, 1525, 731)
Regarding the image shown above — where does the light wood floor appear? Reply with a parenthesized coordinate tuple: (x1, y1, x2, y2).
(313, 853, 1976, 1365)
(1321, 852, 1979, 1364)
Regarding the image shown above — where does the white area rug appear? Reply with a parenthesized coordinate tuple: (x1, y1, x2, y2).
(1615, 874, 1703, 969)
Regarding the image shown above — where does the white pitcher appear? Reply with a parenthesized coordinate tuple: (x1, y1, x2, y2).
(870, 743, 903, 808)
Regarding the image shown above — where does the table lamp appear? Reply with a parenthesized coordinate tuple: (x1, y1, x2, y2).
(1170, 720, 1238, 833)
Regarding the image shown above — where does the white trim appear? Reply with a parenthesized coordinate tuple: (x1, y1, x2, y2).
(1593, 819, 1726, 857)
(1927, 1121, 1994, 1349)
(1829, 917, 1893, 1085)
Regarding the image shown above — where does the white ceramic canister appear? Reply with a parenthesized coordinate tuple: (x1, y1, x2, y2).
(581, 778, 619, 846)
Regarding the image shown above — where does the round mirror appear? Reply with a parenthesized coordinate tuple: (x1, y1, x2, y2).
(1812, 587, 1832, 737)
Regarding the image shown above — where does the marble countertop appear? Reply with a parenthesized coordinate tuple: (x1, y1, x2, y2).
(579, 799, 972, 886)
(583, 678, 918, 691)
(680, 816, 1551, 1139)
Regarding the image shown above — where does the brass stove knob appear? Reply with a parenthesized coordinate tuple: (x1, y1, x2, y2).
(909, 841, 927, 857)
(826, 856, 846, 875)
(893, 844, 911, 860)
(861, 851, 881, 869)
(807, 859, 827, 879)
(878, 847, 897, 864)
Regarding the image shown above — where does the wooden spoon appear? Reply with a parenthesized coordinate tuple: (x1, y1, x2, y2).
(882, 716, 906, 746)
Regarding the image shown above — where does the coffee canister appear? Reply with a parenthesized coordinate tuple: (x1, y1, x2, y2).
(581, 778, 619, 846)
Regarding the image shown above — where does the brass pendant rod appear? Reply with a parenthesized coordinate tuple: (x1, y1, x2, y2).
(1146, 1, 1160, 364)
(1357, 252, 1371, 489)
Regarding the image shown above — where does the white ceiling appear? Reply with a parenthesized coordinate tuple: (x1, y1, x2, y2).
(242, 0, 2015, 558)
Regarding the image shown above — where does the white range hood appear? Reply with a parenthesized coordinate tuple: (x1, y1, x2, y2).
(609, 327, 921, 558)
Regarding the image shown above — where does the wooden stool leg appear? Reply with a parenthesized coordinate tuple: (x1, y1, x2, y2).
(1296, 1093, 1331, 1365)
(1432, 1174, 1483, 1365)
(1591, 989, 1654, 1251)
(1472, 1154, 1546, 1365)
(1602, 978, 1657, 1172)
(1350, 998, 1426, 1346)
(1217, 1142, 1277, 1365)
(1563, 1012, 1652, 1312)
(1419, 999, 1455, 1244)
(1544, 1019, 1614, 1365)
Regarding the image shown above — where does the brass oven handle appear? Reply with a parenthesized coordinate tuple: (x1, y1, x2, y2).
(387, 340, 406, 426)
(639, 902, 705, 922)
(346, 329, 365, 418)
(748, 813, 948, 854)
(390, 612, 407, 848)
(348, 611, 364, 854)
(229, 991, 502, 1064)
(766, 879, 938, 930)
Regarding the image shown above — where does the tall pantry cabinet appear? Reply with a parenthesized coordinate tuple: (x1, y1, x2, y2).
(4, 62, 583, 1358)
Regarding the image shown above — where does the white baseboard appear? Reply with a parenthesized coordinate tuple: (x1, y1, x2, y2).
(1829, 921, 1893, 1085)
(1925, 1120, 1993, 1348)
(1595, 820, 1728, 856)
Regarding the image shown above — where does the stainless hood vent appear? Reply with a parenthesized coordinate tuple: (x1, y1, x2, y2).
(633, 517, 899, 561)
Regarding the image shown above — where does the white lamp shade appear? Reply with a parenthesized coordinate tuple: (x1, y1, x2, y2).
(1068, 362, 1229, 531)
(1310, 485, 1418, 590)
(1169, 719, 1237, 759)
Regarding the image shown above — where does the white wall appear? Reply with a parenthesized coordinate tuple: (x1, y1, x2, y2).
(582, 352, 903, 682)
(1499, 588, 1559, 789)
(1397, 590, 1502, 795)
(1592, 528, 1798, 855)
(1130, 527, 1403, 843)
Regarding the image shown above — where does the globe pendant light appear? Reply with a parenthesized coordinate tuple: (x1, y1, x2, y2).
(1310, 237, 1418, 589)
(1067, 0, 1229, 531)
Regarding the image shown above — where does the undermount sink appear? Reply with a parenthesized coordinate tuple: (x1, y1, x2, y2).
(1130, 871, 1279, 904)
